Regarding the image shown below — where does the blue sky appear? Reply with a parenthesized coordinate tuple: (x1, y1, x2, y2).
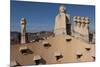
(10, 1, 95, 32)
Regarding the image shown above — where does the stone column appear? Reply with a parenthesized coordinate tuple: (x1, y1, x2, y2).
(20, 18, 26, 44)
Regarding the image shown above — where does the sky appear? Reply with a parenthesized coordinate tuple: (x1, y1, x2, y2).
(10, 1, 95, 32)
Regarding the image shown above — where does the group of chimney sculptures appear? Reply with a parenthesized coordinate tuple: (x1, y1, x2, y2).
(20, 5, 93, 44)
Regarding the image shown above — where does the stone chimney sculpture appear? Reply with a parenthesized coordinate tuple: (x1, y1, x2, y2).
(54, 5, 70, 36)
(20, 18, 26, 44)
(73, 16, 89, 40)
